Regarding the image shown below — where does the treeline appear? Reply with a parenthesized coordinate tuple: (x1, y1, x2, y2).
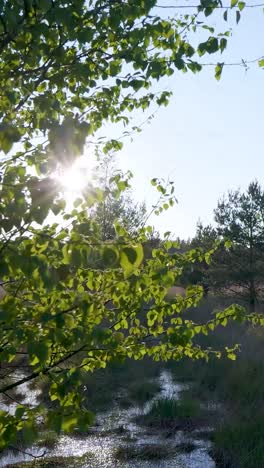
(93, 175, 264, 313)
(176, 180, 264, 312)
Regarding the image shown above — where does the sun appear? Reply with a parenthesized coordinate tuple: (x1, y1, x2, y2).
(55, 156, 94, 204)
(59, 165, 88, 193)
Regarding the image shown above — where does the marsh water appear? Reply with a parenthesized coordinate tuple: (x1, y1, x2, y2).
(0, 370, 215, 467)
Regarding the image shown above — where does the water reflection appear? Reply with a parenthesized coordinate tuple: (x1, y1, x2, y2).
(0, 371, 215, 468)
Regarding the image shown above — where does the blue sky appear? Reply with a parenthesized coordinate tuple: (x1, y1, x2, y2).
(117, 3, 264, 239)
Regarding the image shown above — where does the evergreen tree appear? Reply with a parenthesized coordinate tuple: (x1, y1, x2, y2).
(213, 181, 264, 311)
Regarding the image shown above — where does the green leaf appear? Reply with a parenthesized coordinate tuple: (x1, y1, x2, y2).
(238, 1, 245, 11)
(62, 245, 71, 264)
(61, 415, 78, 432)
(21, 421, 38, 444)
(220, 38, 227, 53)
(0, 125, 21, 154)
(215, 63, 224, 81)
(198, 37, 219, 56)
(120, 244, 144, 277)
(227, 352, 236, 360)
(15, 406, 26, 419)
(28, 341, 49, 366)
(221, 317, 228, 327)
(102, 246, 119, 267)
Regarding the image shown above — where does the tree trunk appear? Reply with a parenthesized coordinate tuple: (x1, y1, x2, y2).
(249, 282, 256, 313)
(249, 224, 256, 313)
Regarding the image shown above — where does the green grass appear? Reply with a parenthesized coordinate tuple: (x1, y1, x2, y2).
(167, 296, 264, 468)
(81, 358, 161, 412)
(212, 412, 264, 468)
(176, 442, 196, 453)
(5, 453, 94, 468)
(114, 443, 175, 461)
(118, 377, 161, 408)
(138, 396, 201, 429)
(126, 380, 161, 405)
(37, 430, 58, 449)
(114, 441, 196, 462)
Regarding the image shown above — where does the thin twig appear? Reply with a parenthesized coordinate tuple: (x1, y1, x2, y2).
(155, 2, 264, 10)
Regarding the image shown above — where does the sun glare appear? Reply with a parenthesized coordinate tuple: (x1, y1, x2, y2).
(59, 166, 88, 193)
(55, 156, 94, 204)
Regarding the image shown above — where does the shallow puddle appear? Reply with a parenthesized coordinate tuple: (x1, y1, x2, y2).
(0, 370, 215, 467)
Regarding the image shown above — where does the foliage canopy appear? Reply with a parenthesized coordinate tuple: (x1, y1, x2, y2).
(0, 0, 263, 452)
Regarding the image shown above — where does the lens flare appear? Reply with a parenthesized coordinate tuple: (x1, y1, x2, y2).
(55, 156, 93, 204)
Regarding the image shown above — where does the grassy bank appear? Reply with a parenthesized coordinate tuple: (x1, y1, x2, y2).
(168, 296, 264, 468)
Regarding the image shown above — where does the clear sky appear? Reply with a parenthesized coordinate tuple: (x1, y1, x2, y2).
(116, 2, 264, 239)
